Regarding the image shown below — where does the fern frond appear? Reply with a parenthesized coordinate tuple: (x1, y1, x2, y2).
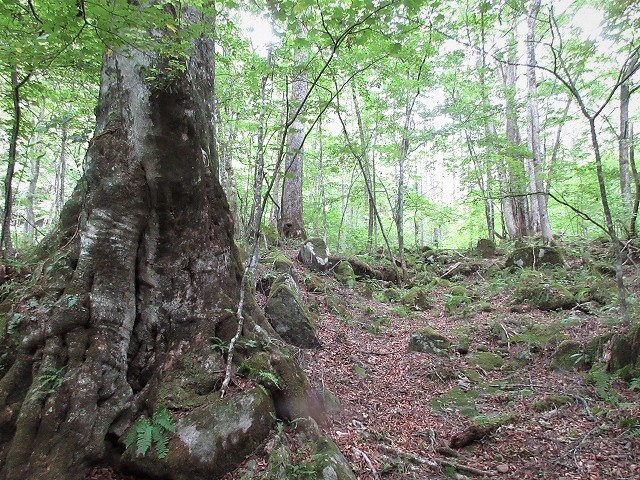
(124, 423, 138, 449)
(136, 418, 153, 456)
(155, 434, 170, 458)
(153, 407, 176, 433)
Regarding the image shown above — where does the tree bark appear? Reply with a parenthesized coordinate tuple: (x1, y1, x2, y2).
(501, 39, 529, 239)
(630, 125, 639, 238)
(279, 64, 307, 239)
(619, 53, 638, 217)
(352, 85, 376, 251)
(52, 124, 68, 222)
(526, 0, 553, 243)
(2, 70, 30, 256)
(0, 8, 274, 479)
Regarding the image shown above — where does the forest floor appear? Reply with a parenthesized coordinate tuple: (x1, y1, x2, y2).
(288, 248, 640, 480)
(87, 244, 640, 480)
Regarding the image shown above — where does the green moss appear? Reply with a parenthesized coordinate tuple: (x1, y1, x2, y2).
(408, 326, 451, 354)
(334, 261, 356, 287)
(401, 286, 432, 310)
(585, 279, 617, 305)
(551, 340, 586, 371)
(303, 274, 325, 293)
(449, 285, 469, 297)
(445, 294, 470, 314)
(467, 352, 504, 371)
(430, 387, 479, 417)
(513, 270, 576, 311)
(533, 395, 574, 412)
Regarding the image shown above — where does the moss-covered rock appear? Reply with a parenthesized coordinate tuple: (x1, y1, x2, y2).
(608, 323, 640, 380)
(270, 252, 294, 275)
(265, 280, 321, 349)
(441, 261, 481, 279)
(551, 340, 587, 371)
(334, 261, 356, 286)
(449, 285, 469, 297)
(476, 238, 496, 258)
(505, 246, 564, 269)
(408, 326, 451, 354)
(156, 348, 226, 409)
(445, 294, 470, 314)
(294, 418, 356, 480)
(467, 352, 504, 371)
(298, 238, 330, 272)
(513, 271, 576, 311)
(592, 261, 616, 277)
(304, 274, 326, 293)
(532, 395, 574, 412)
(401, 286, 432, 310)
(584, 279, 617, 305)
(122, 388, 275, 480)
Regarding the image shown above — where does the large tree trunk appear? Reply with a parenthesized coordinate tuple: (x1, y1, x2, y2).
(0, 9, 308, 480)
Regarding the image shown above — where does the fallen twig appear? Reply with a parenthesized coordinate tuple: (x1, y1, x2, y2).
(568, 394, 597, 421)
(378, 444, 496, 477)
(352, 447, 380, 479)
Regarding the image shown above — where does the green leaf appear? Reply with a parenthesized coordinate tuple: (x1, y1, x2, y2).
(153, 407, 176, 433)
(136, 418, 153, 456)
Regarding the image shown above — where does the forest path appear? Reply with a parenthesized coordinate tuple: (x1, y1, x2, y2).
(298, 257, 640, 480)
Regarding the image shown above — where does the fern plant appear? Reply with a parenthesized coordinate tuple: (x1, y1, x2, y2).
(586, 366, 620, 405)
(34, 366, 66, 400)
(125, 407, 176, 458)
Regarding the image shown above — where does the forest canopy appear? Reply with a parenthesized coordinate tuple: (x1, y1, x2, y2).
(0, 0, 638, 252)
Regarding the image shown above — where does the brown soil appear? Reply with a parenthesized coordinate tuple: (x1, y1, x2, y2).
(297, 255, 640, 480)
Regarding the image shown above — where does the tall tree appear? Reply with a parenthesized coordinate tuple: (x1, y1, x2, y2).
(0, 4, 322, 479)
(500, 36, 529, 239)
(279, 56, 307, 239)
(525, 0, 553, 243)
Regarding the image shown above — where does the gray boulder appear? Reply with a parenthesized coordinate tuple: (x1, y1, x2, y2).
(506, 246, 564, 269)
(476, 238, 496, 258)
(298, 238, 330, 272)
(408, 326, 451, 354)
(123, 388, 274, 480)
(266, 275, 321, 349)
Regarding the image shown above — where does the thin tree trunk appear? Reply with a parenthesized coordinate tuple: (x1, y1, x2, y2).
(501, 42, 529, 239)
(526, 0, 553, 243)
(2, 70, 30, 256)
(629, 124, 639, 238)
(351, 86, 375, 251)
(53, 124, 68, 221)
(247, 49, 273, 246)
(317, 119, 328, 241)
(619, 53, 637, 217)
(24, 154, 41, 242)
(589, 117, 628, 319)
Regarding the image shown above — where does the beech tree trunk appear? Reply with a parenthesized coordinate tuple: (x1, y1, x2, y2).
(52, 124, 68, 221)
(2, 70, 30, 256)
(279, 65, 307, 239)
(0, 8, 278, 480)
(526, 0, 553, 243)
(619, 53, 638, 217)
(500, 38, 529, 239)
